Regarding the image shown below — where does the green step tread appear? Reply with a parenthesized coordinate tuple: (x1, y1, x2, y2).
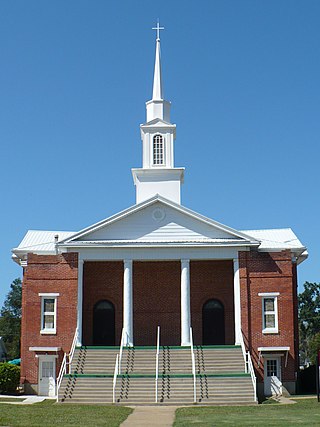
(64, 372, 250, 379)
(75, 345, 241, 350)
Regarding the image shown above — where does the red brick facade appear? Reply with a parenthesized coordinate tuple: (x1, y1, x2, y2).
(239, 250, 298, 387)
(81, 260, 235, 346)
(190, 260, 235, 345)
(20, 251, 299, 395)
(82, 261, 123, 346)
(20, 253, 78, 390)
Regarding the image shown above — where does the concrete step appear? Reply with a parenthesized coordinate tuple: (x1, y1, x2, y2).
(59, 346, 256, 405)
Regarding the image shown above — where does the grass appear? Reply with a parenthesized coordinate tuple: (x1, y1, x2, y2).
(173, 398, 320, 426)
(0, 400, 133, 427)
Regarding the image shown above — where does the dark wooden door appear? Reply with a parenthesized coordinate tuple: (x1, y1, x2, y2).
(202, 299, 225, 345)
(93, 300, 115, 346)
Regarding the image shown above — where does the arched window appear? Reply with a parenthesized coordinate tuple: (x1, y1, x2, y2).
(153, 135, 164, 165)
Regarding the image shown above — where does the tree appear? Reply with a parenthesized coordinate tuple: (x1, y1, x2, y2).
(0, 278, 22, 360)
(298, 282, 320, 365)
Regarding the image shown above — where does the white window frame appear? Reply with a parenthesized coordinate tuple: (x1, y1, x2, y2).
(153, 134, 165, 166)
(258, 292, 279, 334)
(39, 293, 59, 335)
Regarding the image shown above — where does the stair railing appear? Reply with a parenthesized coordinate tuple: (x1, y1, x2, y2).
(190, 327, 197, 403)
(68, 327, 79, 374)
(155, 325, 160, 403)
(247, 351, 257, 402)
(239, 331, 257, 402)
(56, 327, 78, 401)
(113, 354, 119, 404)
(238, 330, 247, 373)
(118, 328, 127, 375)
(56, 352, 67, 401)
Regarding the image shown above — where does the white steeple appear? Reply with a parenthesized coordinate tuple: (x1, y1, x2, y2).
(132, 22, 184, 205)
(152, 22, 163, 100)
(145, 22, 171, 123)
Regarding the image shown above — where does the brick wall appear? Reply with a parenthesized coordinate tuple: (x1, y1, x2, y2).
(82, 260, 234, 346)
(21, 253, 78, 388)
(190, 260, 235, 345)
(239, 250, 297, 383)
(82, 261, 123, 345)
(133, 261, 181, 345)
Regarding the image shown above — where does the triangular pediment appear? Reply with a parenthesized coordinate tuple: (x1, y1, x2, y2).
(141, 118, 175, 128)
(60, 196, 259, 247)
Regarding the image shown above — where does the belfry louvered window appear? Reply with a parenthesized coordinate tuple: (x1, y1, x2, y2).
(153, 135, 164, 165)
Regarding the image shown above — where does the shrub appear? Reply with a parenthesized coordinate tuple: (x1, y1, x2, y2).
(0, 362, 20, 394)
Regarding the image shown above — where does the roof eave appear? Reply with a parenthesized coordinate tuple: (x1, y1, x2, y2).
(58, 240, 259, 249)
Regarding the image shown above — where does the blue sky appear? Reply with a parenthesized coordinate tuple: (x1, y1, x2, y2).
(0, 0, 319, 307)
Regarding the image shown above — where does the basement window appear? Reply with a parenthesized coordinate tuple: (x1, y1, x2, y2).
(259, 292, 279, 334)
(39, 293, 59, 335)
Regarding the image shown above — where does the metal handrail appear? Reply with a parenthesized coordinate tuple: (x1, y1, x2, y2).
(68, 327, 79, 374)
(190, 327, 197, 403)
(118, 328, 125, 375)
(56, 327, 78, 400)
(238, 330, 247, 373)
(155, 326, 160, 403)
(113, 354, 119, 404)
(56, 352, 67, 401)
(247, 351, 257, 402)
(239, 331, 257, 401)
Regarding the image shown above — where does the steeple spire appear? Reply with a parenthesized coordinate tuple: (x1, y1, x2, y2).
(152, 21, 164, 100)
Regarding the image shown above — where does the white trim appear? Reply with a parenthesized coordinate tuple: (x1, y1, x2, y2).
(76, 259, 84, 346)
(233, 258, 241, 345)
(40, 295, 58, 334)
(38, 293, 60, 297)
(58, 195, 260, 245)
(261, 295, 279, 334)
(29, 347, 61, 352)
(123, 260, 133, 346)
(67, 247, 245, 262)
(258, 292, 279, 297)
(181, 259, 191, 346)
(258, 347, 290, 352)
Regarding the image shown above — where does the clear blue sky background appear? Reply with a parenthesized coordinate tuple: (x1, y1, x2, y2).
(0, 0, 319, 307)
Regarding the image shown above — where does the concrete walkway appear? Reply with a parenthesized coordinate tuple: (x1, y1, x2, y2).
(120, 406, 178, 427)
(0, 395, 55, 405)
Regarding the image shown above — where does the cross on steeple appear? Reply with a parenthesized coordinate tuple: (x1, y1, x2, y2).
(152, 20, 164, 41)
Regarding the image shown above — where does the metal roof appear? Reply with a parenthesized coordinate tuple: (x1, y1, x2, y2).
(240, 228, 305, 251)
(12, 230, 75, 254)
(12, 227, 306, 259)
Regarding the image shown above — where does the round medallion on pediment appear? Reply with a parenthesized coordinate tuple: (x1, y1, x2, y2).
(152, 207, 166, 222)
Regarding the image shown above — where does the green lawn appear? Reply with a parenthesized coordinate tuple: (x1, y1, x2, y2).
(173, 398, 320, 426)
(0, 400, 133, 427)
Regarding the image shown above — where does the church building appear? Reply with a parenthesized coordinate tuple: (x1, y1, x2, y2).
(12, 26, 307, 402)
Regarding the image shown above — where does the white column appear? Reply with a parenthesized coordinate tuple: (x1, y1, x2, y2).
(181, 259, 191, 346)
(233, 257, 242, 345)
(76, 259, 84, 346)
(123, 260, 133, 346)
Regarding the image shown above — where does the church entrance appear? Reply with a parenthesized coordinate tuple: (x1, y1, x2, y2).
(202, 299, 225, 345)
(93, 300, 115, 346)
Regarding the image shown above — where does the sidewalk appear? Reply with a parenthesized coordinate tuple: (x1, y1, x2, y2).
(120, 406, 178, 427)
(0, 395, 55, 405)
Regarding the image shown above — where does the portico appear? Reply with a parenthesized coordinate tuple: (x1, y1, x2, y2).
(73, 238, 248, 348)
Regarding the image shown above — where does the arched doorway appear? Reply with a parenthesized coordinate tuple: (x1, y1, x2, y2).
(202, 299, 225, 345)
(93, 300, 115, 346)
